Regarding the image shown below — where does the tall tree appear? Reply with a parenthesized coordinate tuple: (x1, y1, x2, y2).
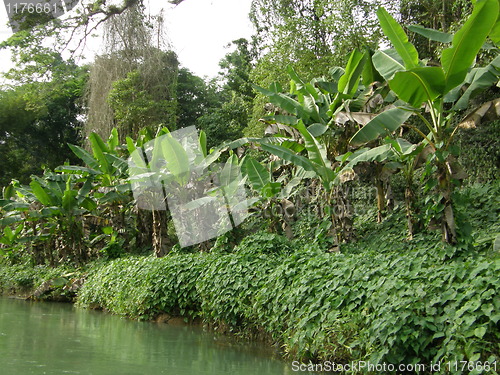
(196, 39, 256, 147)
(176, 68, 218, 129)
(0, 66, 86, 186)
(84, 5, 178, 143)
(218, 38, 256, 103)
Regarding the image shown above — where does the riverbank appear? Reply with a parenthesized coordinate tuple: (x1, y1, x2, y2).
(1, 182, 499, 372)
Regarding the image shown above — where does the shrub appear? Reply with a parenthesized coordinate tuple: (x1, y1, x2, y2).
(77, 255, 205, 320)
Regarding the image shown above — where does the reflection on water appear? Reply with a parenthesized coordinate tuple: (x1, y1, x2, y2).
(0, 297, 316, 375)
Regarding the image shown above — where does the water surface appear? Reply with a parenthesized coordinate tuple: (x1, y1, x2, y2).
(0, 297, 306, 374)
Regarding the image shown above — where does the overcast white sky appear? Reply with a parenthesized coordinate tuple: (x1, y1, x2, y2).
(0, 0, 254, 78)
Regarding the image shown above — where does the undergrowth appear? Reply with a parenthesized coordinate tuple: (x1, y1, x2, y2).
(2, 182, 498, 374)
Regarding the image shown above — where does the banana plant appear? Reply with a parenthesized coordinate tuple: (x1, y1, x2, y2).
(0, 223, 24, 255)
(256, 52, 386, 159)
(254, 62, 380, 244)
(59, 128, 134, 253)
(62, 128, 130, 192)
(340, 137, 425, 239)
(257, 58, 404, 233)
(258, 120, 355, 244)
(2, 171, 97, 264)
(240, 155, 300, 238)
(350, 0, 500, 244)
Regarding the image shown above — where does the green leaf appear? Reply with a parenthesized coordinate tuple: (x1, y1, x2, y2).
(97, 191, 127, 204)
(344, 144, 394, 170)
(80, 197, 97, 211)
(389, 67, 446, 107)
(0, 215, 22, 227)
(89, 133, 111, 174)
(150, 136, 164, 170)
(362, 49, 384, 86)
(219, 160, 242, 196)
(297, 121, 330, 169)
(372, 49, 406, 81)
(260, 143, 316, 173)
(281, 140, 305, 153)
(29, 180, 54, 206)
(316, 80, 338, 94)
(55, 165, 99, 175)
(261, 182, 281, 198)
(254, 85, 309, 121)
(62, 188, 78, 213)
(2, 185, 15, 200)
(350, 107, 413, 145)
(338, 49, 367, 95)
(474, 326, 487, 338)
(68, 144, 99, 170)
(407, 24, 453, 43)
(243, 157, 270, 192)
(161, 135, 191, 185)
(298, 95, 321, 123)
(126, 137, 137, 155)
(307, 123, 328, 137)
(452, 55, 500, 110)
(387, 138, 419, 156)
(199, 130, 207, 157)
(490, 14, 500, 45)
(1, 201, 30, 212)
(89, 132, 110, 154)
(279, 176, 303, 199)
(287, 65, 319, 100)
(77, 177, 94, 203)
(441, 0, 499, 92)
(108, 128, 119, 151)
(262, 115, 299, 126)
(377, 7, 419, 69)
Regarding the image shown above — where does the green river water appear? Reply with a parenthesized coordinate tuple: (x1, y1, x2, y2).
(0, 297, 315, 375)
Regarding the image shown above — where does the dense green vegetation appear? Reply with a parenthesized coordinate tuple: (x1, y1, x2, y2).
(0, 0, 499, 373)
(1, 181, 498, 368)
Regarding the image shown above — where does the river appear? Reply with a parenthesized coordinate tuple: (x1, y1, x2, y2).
(0, 297, 316, 375)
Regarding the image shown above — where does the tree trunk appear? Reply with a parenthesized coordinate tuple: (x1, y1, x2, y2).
(405, 186, 415, 240)
(136, 208, 152, 249)
(152, 209, 171, 257)
(152, 210, 163, 257)
(376, 179, 385, 223)
(437, 161, 457, 244)
(332, 184, 354, 244)
(374, 163, 388, 223)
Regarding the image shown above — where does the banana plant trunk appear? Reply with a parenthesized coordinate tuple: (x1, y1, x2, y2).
(375, 164, 385, 223)
(405, 186, 416, 240)
(437, 161, 457, 244)
(152, 209, 171, 257)
(152, 210, 163, 257)
(331, 185, 354, 244)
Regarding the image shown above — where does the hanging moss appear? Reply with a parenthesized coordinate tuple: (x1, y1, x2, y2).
(84, 5, 178, 145)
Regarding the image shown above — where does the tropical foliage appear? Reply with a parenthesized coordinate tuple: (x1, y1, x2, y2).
(0, 0, 499, 372)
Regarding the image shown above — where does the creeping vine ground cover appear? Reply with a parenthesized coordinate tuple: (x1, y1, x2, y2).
(75, 239, 499, 369)
(74, 182, 500, 372)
